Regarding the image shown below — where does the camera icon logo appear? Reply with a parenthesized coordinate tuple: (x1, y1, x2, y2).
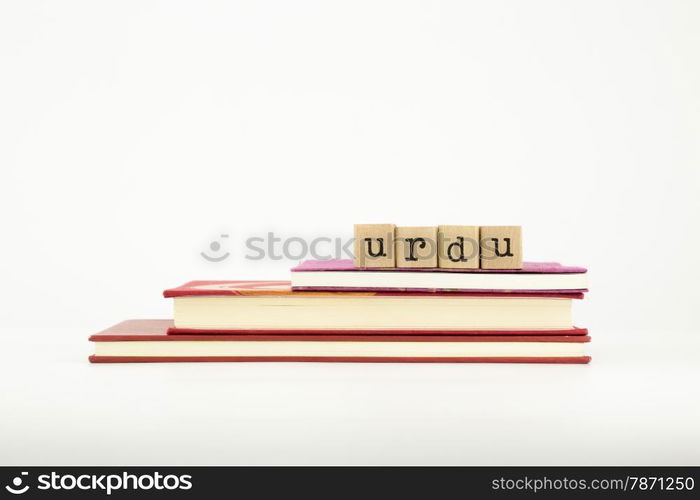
(5, 472, 29, 494)
(201, 234, 230, 262)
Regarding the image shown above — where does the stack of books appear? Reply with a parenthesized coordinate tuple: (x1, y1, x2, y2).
(89, 260, 589, 364)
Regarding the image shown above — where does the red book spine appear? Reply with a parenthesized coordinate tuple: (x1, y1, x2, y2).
(90, 355, 591, 364)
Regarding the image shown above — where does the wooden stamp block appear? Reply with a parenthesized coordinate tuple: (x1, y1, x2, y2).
(353, 224, 396, 267)
(438, 225, 479, 269)
(479, 226, 523, 269)
(395, 226, 438, 268)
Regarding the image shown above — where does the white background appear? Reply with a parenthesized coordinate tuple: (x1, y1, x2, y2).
(1, 0, 699, 465)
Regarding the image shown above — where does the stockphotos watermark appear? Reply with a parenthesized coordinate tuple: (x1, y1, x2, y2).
(3, 470, 192, 495)
(198, 232, 506, 264)
(200, 232, 355, 263)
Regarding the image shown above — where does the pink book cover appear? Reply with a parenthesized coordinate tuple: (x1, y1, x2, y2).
(292, 259, 587, 274)
(290, 259, 588, 293)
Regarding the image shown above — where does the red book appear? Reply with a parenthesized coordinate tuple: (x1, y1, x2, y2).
(164, 281, 583, 334)
(89, 320, 591, 364)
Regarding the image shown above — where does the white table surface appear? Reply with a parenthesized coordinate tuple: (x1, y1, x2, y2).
(1, 327, 698, 465)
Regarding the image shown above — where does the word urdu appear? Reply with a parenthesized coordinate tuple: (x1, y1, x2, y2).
(353, 224, 522, 270)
